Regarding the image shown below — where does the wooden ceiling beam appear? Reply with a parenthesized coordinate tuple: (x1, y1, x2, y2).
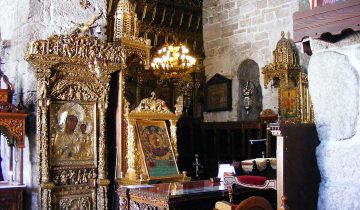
(151, 5, 157, 23)
(188, 14, 193, 29)
(141, 4, 148, 21)
(136, 0, 202, 12)
(179, 12, 184, 27)
(138, 21, 202, 39)
(161, 8, 167, 24)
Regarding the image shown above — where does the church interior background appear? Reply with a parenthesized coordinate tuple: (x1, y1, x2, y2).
(0, 0, 360, 209)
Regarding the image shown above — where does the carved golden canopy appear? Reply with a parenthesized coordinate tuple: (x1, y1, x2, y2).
(262, 31, 300, 88)
(261, 31, 313, 123)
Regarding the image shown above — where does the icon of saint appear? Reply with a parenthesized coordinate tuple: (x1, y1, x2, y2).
(55, 114, 79, 159)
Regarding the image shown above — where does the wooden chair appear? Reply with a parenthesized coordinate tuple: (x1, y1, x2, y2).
(214, 196, 273, 210)
(236, 196, 273, 210)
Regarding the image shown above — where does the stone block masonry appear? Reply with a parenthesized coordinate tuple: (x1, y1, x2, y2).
(203, 0, 309, 122)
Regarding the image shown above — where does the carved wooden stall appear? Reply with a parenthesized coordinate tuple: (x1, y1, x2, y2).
(0, 73, 27, 210)
(25, 33, 125, 209)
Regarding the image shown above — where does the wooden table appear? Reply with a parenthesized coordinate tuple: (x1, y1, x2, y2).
(0, 182, 26, 210)
(118, 180, 269, 210)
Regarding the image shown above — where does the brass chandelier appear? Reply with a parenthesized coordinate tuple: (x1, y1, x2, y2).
(150, 44, 196, 81)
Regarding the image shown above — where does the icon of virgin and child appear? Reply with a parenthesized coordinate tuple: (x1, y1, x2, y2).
(53, 102, 94, 161)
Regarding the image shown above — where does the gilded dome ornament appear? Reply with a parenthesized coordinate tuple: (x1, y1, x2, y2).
(262, 31, 313, 123)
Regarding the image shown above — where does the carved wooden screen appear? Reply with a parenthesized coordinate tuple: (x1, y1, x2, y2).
(26, 33, 125, 209)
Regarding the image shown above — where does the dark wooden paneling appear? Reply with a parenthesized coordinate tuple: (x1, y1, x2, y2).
(0, 187, 25, 210)
(281, 124, 320, 210)
(177, 120, 267, 179)
(293, 0, 360, 42)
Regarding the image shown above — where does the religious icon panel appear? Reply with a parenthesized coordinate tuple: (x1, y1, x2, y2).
(280, 88, 298, 119)
(136, 120, 179, 177)
(50, 101, 97, 167)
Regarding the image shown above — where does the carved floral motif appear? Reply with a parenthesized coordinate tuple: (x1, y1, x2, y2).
(52, 169, 97, 185)
(0, 118, 25, 147)
(28, 34, 125, 64)
(51, 80, 101, 101)
(132, 92, 172, 114)
(59, 196, 91, 210)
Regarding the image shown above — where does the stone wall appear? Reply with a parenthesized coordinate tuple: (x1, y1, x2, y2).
(202, 0, 309, 122)
(308, 33, 360, 210)
(0, 0, 108, 208)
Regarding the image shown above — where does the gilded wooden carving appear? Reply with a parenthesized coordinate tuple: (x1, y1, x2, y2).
(262, 31, 314, 123)
(113, 0, 154, 186)
(113, 0, 152, 69)
(118, 92, 186, 185)
(0, 73, 27, 185)
(26, 29, 123, 209)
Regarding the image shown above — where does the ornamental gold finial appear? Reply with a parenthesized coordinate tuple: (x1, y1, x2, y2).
(281, 31, 285, 38)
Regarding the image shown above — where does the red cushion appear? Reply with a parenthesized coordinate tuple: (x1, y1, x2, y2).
(237, 175, 267, 186)
(232, 204, 238, 210)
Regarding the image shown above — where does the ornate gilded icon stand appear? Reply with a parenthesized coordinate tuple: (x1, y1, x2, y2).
(118, 92, 188, 184)
(25, 23, 125, 209)
(113, 0, 156, 185)
(262, 31, 313, 123)
(0, 72, 27, 185)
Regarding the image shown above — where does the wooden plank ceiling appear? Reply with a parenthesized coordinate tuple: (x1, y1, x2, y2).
(108, 0, 204, 58)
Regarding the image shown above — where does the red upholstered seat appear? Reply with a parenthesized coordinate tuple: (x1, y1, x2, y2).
(237, 175, 268, 186)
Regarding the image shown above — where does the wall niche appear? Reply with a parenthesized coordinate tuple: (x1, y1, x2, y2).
(238, 59, 262, 121)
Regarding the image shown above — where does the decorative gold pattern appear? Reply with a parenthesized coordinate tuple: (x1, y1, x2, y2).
(0, 118, 25, 147)
(52, 168, 97, 186)
(262, 31, 313, 123)
(133, 92, 172, 114)
(114, 0, 152, 68)
(70, 12, 103, 35)
(26, 31, 123, 209)
(59, 196, 91, 210)
(27, 33, 125, 65)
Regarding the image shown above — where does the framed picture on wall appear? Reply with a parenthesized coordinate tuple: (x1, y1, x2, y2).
(204, 73, 232, 112)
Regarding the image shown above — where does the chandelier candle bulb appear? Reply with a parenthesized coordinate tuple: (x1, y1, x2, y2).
(151, 43, 197, 81)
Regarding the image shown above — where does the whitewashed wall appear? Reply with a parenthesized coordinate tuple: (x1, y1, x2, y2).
(0, 0, 108, 208)
(308, 33, 360, 210)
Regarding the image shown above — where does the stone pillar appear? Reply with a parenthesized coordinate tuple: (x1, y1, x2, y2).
(308, 33, 360, 210)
